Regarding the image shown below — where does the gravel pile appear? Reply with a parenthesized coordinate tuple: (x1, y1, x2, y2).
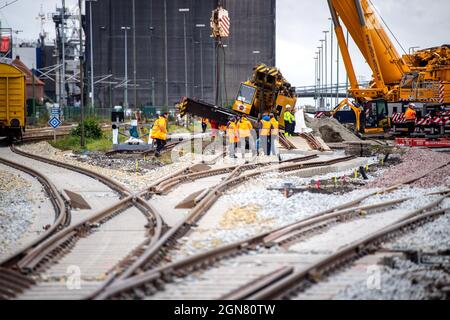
(368, 149, 450, 188)
(169, 179, 446, 262)
(70, 152, 162, 173)
(19, 142, 193, 192)
(305, 117, 361, 143)
(169, 186, 379, 260)
(0, 171, 35, 258)
(335, 198, 450, 300)
(386, 203, 450, 253)
(413, 165, 450, 188)
(335, 257, 449, 300)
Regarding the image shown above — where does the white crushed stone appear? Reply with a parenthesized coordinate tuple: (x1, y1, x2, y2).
(335, 257, 449, 300)
(19, 142, 194, 192)
(169, 183, 447, 262)
(169, 187, 379, 261)
(385, 199, 450, 253)
(0, 170, 35, 258)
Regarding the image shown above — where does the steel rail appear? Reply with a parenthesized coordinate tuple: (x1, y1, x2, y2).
(95, 189, 449, 300)
(151, 157, 316, 195)
(248, 205, 450, 300)
(0, 157, 69, 271)
(130, 156, 358, 278)
(11, 144, 131, 197)
(0, 145, 168, 300)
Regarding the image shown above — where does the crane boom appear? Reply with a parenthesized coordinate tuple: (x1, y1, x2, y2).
(328, 0, 411, 99)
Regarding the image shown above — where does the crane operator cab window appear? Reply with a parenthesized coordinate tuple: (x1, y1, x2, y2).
(234, 84, 257, 115)
(364, 100, 388, 128)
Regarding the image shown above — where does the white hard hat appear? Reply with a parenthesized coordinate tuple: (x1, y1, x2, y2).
(286, 105, 292, 109)
(409, 103, 416, 108)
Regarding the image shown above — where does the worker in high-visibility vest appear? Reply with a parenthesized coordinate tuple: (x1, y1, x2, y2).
(151, 113, 168, 157)
(201, 117, 209, 133)
(270, 113, 279, 156)
(404, 103, 417, 135)
(227, 117, 239, 158)
(259, 115, 272, 155)
(284, 105, 296, 136)
(238, 115, 256, 159)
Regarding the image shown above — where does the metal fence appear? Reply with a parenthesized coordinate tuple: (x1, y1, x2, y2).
(27, 105, 177, 126)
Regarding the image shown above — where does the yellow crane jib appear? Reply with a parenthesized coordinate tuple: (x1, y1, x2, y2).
(328, 0, 448, 106)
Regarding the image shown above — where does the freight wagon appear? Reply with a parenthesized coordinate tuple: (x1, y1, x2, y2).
(0, 62, 26, 140)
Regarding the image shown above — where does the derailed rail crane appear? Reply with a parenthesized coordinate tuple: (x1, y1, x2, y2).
(326, 0, 450, 139)
(178, 5, 296, 130)
(179, 64, 296, 127)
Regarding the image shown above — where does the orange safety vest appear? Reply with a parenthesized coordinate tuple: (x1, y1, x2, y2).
(238, 118, 253, 138)
(404, 108, 417, 121)
(270, 118, 279, 136)
(260, 119, 271, 136)
(151, 117, 168, 140)
(227, 122, 239, 143)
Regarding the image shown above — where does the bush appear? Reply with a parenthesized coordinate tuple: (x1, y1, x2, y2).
(71, 119, 103, 139)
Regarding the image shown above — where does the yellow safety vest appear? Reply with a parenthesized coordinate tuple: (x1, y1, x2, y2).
(151, 117, 168, 140)
(284, 111, 295, 123)
(405, 108, 417, 121)
(260, 120, 271, 136)
(238, 118, 253, 138)
(270, 118, 279, 136)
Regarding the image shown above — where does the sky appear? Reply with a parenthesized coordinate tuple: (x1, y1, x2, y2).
(1, 0, 449, 90)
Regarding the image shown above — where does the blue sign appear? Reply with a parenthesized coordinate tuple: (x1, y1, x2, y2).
(48, 116, 62, 129)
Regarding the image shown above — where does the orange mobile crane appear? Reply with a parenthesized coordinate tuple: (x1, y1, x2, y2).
(327, 0, 450, 142)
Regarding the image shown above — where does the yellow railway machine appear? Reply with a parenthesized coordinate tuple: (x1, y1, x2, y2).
(0, 62, 26, 140)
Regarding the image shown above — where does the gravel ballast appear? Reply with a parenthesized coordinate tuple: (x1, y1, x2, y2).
(385, 198, 450, 252)
(368, 148, 450, 188)
(335, 257, 449, 300)
(19, 142, 193, 192)
(0, 170, 35, 258)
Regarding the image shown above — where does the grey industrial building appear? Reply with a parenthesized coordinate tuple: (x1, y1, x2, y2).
(87, 0, 276, 109)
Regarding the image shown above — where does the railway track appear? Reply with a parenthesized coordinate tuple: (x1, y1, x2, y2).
(93, 188, 449, 300)
(3, 138, 439, 300)
(0, 145, 165, 300)
(88, 152, 450, 300)
(85, 155, 363, 299)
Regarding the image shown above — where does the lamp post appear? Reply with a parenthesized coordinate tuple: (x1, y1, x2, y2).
(164, 0, 168, 106)
(323, 30, 329, 109)
(78, 0, 85, 147)
(196, 24, 206, 100)
(314, 55, 318, 108)
(121, 26, 131, 108)
(86, 0, 97, 111)
(329, 17, 334, 107)
(132, 0, 137, 108)
(149, 26, 155, 106)
(319, 41, 324, 107)
(61, 0, 66, 107)
(179, 8, 190, 98)
(336, 38, 340, 105)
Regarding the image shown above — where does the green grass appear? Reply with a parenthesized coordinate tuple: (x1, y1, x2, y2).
(50, 134, 113, 153)
(49, 122, 201, 153)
